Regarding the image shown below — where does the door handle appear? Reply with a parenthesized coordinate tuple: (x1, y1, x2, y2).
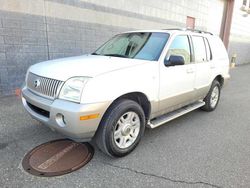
(186, 68, 194, 74)
(210, 65, 215, 69)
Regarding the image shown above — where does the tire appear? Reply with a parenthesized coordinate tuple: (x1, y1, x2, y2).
(201, 80, 221, 112)
(94, 99, 146, 157)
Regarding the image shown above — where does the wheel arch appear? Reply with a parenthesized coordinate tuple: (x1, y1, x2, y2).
(99, 92, 151, 126)
(111, 92, 151, 121)
(214, 75, 224, 87)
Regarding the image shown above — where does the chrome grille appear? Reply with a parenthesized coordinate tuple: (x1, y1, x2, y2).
(27, 73, 63, 99)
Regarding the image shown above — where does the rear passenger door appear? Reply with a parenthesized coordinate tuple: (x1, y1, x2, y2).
(191, 35, 213, 99)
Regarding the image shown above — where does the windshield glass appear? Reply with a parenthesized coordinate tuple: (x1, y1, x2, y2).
(93, 32, 169, 61)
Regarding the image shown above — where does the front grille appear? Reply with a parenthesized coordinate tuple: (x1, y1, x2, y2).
(27, 102, 50, 118)
(27, 73, 63, 99)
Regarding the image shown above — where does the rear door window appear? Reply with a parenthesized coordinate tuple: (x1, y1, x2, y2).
(192, 36, 207, 63)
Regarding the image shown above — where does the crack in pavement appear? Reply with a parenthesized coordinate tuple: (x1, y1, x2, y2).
(101, 161, 222, 188)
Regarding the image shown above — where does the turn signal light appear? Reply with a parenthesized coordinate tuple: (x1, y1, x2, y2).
(80, 114, 100, 121)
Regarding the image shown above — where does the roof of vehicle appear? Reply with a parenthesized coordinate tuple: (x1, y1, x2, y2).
(121, 28, 213, 36)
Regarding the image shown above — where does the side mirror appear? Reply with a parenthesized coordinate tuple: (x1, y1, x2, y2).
(164, 55, 185, 66)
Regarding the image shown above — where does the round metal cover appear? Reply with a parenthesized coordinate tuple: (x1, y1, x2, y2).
(22, 139, 94, 177)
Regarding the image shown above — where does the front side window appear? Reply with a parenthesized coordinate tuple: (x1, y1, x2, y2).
(166, 35, 191, 64)
(93, 32, 169, 61)
(192, 36, 207, 62)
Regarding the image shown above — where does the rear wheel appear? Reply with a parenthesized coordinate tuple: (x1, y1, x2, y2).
(201, 80, 221, 112)
(94, 99, 145, 157)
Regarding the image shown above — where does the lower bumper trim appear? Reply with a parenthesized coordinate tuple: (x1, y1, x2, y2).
(27, 102, 50, 118)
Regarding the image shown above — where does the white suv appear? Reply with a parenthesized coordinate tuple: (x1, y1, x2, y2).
(22, 29, 230, 157)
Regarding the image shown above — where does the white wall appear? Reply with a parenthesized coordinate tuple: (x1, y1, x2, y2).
(229, 0, 250, 64)
(207, 0, 226, 36)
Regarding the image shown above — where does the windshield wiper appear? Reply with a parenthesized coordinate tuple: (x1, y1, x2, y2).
(103, 54, 127, 58)
(91, 52, 100, 55)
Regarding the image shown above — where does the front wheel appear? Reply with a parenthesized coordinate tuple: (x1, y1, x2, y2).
(94, 99, 146, 157)
(201, 80, 221, 112)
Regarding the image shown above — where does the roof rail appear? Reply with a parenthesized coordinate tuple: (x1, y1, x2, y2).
(163, 28, 213, 35)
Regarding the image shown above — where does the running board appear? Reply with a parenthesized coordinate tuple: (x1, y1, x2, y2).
(147, 101, 205, 129)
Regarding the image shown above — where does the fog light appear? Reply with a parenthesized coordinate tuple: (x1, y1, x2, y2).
(56, 113, 66, 127)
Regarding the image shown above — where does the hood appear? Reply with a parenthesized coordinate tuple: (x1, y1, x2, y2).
(29, 55, 149, 81)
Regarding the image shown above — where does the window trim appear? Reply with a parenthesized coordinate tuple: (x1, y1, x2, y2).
(204, 37, 213, 61)
(188, 35, 195, 63)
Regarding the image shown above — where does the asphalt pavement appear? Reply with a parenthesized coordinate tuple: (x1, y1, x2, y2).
(1, 64, 250, 188)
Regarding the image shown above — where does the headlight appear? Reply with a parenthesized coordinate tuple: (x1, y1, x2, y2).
(59, 77, 90, 103)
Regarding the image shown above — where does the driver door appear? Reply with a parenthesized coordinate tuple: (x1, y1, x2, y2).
(158, 35, 196, 115)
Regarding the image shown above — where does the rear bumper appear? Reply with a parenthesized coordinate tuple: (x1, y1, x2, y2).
(22, 87, 110, 142)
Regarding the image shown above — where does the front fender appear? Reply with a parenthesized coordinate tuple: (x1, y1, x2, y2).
(81, 62, 159, 106)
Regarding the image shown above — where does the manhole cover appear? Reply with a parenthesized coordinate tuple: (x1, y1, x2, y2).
(22, 139, 94, 177)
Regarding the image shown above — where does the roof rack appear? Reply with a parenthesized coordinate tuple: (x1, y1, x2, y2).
(163, 28, 213, 35)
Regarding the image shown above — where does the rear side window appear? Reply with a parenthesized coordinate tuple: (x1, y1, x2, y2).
(166, 35, 191, 64)
(192, 36, 207, 62)
(208, 36, 228, 60)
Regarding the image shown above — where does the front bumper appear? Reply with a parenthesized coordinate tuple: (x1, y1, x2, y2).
(22, 87, 110, 141)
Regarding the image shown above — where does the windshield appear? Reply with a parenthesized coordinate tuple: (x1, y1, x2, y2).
(93, 32, 169, 61)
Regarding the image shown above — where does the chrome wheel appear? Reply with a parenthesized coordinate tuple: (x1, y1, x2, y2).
(113, 111, 140, 149)
(210, 86, 219, 108)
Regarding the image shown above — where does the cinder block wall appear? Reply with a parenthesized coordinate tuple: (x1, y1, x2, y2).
(0, 0, 225, 96)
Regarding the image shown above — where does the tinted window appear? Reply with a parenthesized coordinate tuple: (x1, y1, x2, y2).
(93, 32, 169, 61)
(192, 36, 207, 62)
(166, 35, 191, 64)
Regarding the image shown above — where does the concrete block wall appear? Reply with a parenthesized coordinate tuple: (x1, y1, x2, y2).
(0, 11, 48, 96)
(0, 0, 226, 96)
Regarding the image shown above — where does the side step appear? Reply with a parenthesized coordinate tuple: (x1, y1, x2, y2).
(147, 101, 205, 129)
